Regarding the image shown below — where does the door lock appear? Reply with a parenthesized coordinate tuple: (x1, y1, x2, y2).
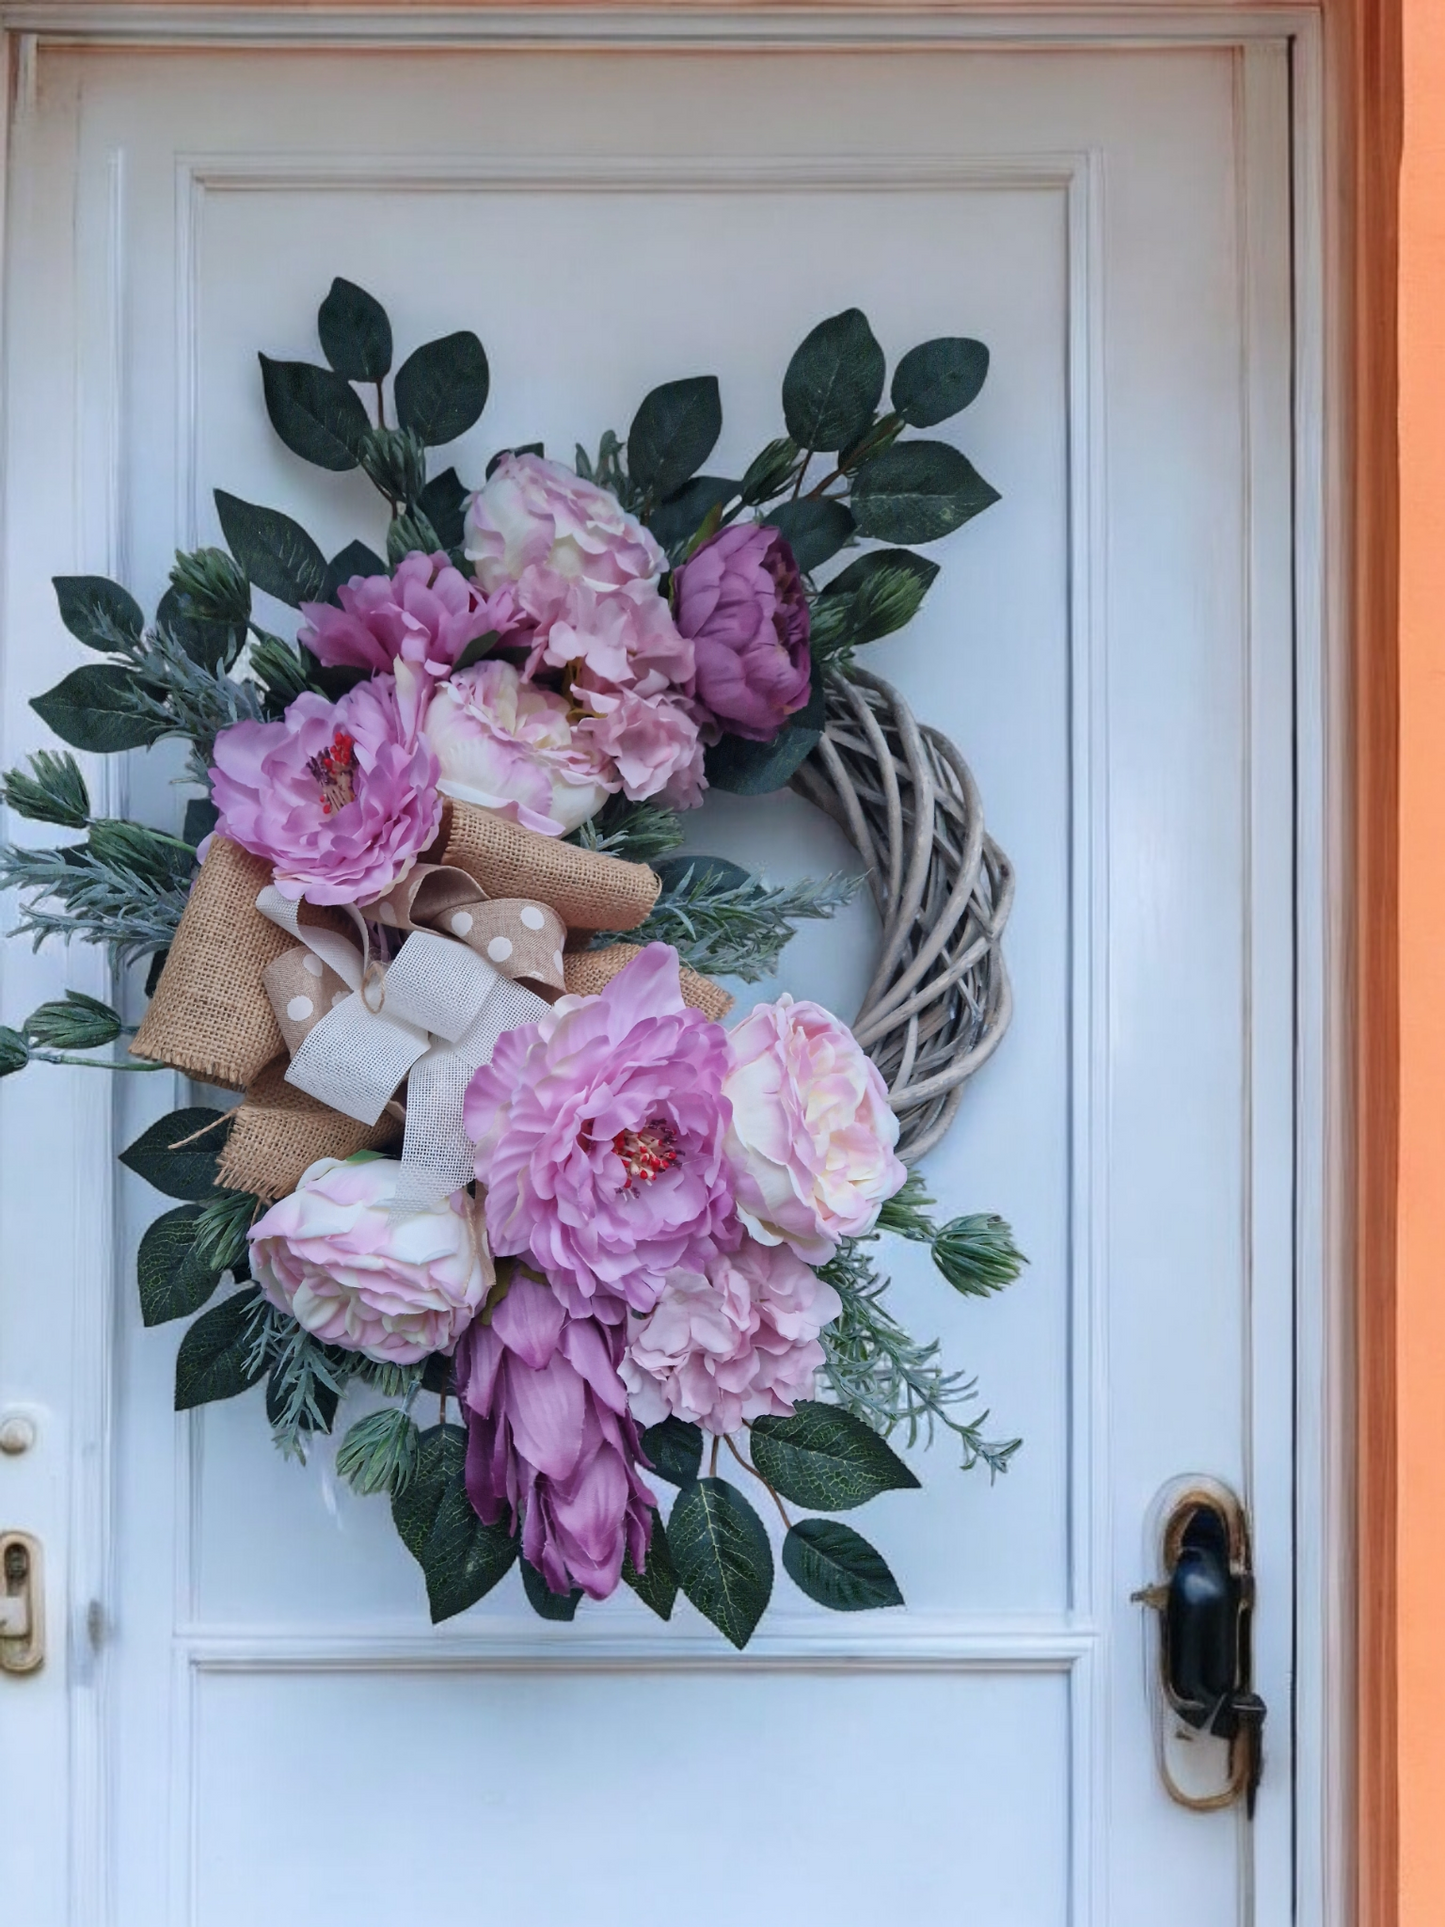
(1133, 1478, 1264, 1813)
(0, 1531, 43, 1674)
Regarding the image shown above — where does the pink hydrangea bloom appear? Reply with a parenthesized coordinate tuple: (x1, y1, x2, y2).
(248, 1156, 492, 1365)
(299, 550, 495, 678)
(457, 1271, 654, 1601)
(423, 659, 613, 835)
(209, 674, 441, 905)
(621, 1235, 841, 1435)
(572, 684, 705, 809)
(466, 452, 666, 596)
(465, 943, 738, 1319)
(722, 994, 907, 1263)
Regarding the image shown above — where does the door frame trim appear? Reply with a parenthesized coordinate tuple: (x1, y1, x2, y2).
(0, 8, 1356, 1924)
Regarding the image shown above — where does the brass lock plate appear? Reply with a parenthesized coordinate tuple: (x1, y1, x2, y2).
(0, 1531, 43, 1674)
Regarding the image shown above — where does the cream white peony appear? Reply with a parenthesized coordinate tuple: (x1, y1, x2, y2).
(721, 995, 907, 1263)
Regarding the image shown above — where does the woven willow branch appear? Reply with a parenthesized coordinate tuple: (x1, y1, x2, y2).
(791, 666, 1015, 1162)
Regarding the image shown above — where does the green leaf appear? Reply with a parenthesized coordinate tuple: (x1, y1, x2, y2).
(393, 332, 489, 447)
(386, 508, 441, 570)
(259, 355, 370, 471)
(812, 549, 939, 654)
(520, 1559, 583, 1621)
(850, 441, 1000, 544)
(639, 1415, 703, 1488)
(704, 675, 824, 796)
(622, 1513, 677, 1620)
(138, 1204, 224, 1326)
(155, 584, 245, 673)
(451, 630, 499, 675)
(749, 1400, 921, 1511)
(266, 1355, 339, 1437)
(668, 1477, 773, 1649)
(317, 276, 393, 383)
(31, 665, 159, 755)
(0, 749, 91, 828)
(628, 376, 723, 503)
(0, 1028, 30, 1076)
(416, 467, 469, 550)
(321, 540, 388, 605)
(890, 337, 990, 427)
(23, 989, 121, 1050)
(391, 1423, 517, 1622)
(651, 855, 752, 897)
(782, 1518, 904, 1611)
(782, 309, 885, 454)
(174, 1287, 265, 1410)
(182, 796, 218, 847)
(213, 490, 326, 609)
(762, 498, 855, 574)
(738, 436, 800, 507)
(336, 1407, 420, 1498)
(52, 575, 144, 653)
(932, 1213, 1027, 1297)
(646, 475, 739, 555)
(120, 1106, 231, 1200)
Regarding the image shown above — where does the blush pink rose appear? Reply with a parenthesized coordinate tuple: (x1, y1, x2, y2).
(722, 994, 907, 1263)
(465, 452, 666, 595)
(210, 674, 441, 905)
(621, 1235, 841, 1435)
(299, 550, 495, 679)
(423, 659, 613, 834)
(465, 943, 738, 1320)
(248, 1156, 493, 1365)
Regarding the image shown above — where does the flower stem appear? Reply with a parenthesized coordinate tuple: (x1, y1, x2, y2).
(709, 1433, 720, 1477)
(723, 1432, 791, 1530)
(35, 1051, 167, 1072)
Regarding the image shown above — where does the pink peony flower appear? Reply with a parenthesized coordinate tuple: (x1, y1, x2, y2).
(209, 674, 441, 905)
(621, 1234, 841, 1435)
(457, 1270, 654, 1600)
(572, 684, 704, 809)
(248, 1156, 492, 1365)
(299, 550, 495, 679)
(674, 524, 812, 741)
(423, 659, 613, 835)
(722, 994, 907, 1263)
(466, 452, 666, 596)
(465, 943, 738, 1319)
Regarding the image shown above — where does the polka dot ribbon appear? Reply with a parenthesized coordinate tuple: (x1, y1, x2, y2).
(253, 869, 566, 1211)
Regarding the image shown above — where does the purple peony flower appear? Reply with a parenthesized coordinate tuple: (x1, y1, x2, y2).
(299, 549, 495, 679)
(210, 672, 441, 905)
(249, 1156, 493, 1365)
(457, 1270, 654, 1600)
(464, 943, 738, 1319)
(673, 524, 812, 742)
(621, 1233, 841, 1435)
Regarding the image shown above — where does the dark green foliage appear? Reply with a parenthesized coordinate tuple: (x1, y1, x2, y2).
(931, 1214, 1027, 1298)
(214, 491, 327, 608)
(23, 989, 121, 1050)
(811, 549, 940, 658)
(749, 1400, 920, 1511)
(336, 1408, 421, 1498)
(668, 1477, 774, 1649)
(704, 677, 826, 797)
(0, 1028, 29, 1076)
(628, 376, 723, 504)
(31, 665, 165, 754)
(646, 475, 739, 555)
(317, 277, 393, 383)
(417, 467, 469, 549)
(521, 1559, 583, 1621)
(259, 355, 371, 470)
(850, 440, 1000, 544)
(137, 1205, 224, 1326)
(393, 332, 489, 446)
(322, 540, 388, 603)
(782, 1519, 903, 1612)
(623, 1514, 678, 1620)
(52, 575, 144, 653)
(763, 497, 855, 573)
(782, 309, 886, 454)
(391, 1423, 517, 1622)
(120, 1106, 231, 1199)
(890, 337, 989, 427)
(0, 750, 91, 828)
(174, 1287, 266, 1410)
(639, 1415, 703, 1488)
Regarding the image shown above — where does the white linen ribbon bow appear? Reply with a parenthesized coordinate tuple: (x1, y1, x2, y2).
(254, 883, 555, 1211)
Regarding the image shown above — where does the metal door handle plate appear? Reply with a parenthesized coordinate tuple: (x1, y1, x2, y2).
(0, 1531, 43, 1674)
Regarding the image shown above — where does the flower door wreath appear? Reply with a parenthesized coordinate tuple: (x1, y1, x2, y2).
(0, 282, 1022, 1645)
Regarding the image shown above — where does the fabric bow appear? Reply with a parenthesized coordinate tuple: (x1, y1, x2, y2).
(255, 865, 566, 1210)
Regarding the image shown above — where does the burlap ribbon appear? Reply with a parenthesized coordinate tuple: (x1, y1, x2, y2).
(135, 801, 734, 1203)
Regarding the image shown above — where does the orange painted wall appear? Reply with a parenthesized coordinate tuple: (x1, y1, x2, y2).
(1397, 3, 1445, 1922)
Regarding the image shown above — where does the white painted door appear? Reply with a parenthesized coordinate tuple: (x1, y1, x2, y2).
(0, 27, 1321, 1927)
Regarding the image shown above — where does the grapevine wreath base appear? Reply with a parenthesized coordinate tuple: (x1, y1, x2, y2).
(0, 282, 1023, 1646)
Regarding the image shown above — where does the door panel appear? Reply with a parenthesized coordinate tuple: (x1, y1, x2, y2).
(0, 40, 1297, 1927)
